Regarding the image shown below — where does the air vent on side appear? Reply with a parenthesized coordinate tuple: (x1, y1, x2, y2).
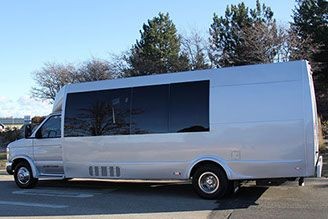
(88, 166, 121, 177)
(109, 166, 114, 176)
(101, 166, 107, 176)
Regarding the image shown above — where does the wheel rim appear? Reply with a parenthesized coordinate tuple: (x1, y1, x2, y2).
(198, 171, 220, 194)
(17, 167, 31, 185)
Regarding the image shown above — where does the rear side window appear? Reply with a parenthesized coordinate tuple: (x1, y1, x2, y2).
(169, 81, 209, 133)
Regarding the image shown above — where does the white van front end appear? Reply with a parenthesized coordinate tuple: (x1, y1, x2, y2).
(6, 138, 35, 176)
(6, 112, 63, 188)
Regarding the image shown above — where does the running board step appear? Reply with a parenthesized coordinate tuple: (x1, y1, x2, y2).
(38, 174, 65, 179)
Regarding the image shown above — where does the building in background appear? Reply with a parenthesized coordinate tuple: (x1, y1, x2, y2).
(0, 116, 30, 131)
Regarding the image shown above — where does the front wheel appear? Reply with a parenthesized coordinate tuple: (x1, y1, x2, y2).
(192, 165, 228, 199)
(14, 161, 38, 189)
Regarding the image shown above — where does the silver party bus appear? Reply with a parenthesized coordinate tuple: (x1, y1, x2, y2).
(6, 60, 323, 199)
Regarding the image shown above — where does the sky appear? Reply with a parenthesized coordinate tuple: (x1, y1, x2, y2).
(0, 0, 295, 118)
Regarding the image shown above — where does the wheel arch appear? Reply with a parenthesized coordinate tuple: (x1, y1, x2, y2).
(188, 158, 232, 180)
(12, 156, 38, 178)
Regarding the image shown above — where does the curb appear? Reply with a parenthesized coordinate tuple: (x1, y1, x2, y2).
(0, 169, 8, 175)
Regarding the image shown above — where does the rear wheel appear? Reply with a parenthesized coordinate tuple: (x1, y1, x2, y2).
(192, 164, 228, 199)
(14, 161, 38, 189)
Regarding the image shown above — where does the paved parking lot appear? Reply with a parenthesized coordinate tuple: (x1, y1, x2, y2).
(0, 175, 327, 219)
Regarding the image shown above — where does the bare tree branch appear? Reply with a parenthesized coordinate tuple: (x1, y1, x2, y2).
(31, 59, 115, 102)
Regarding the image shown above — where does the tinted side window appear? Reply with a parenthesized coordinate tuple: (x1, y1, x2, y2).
(131, 85, 169, 134)
(39, 115, 61, 138)
(64, 88, 131, 137)
(169, 81, 209, 133)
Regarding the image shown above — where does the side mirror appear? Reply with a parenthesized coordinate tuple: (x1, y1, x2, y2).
(24, 124, 32, 139)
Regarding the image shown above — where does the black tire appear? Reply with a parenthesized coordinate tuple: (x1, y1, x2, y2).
(224, 180, 238, 197)
(14, 161, 38, 189)
(192, 164, 228, 199)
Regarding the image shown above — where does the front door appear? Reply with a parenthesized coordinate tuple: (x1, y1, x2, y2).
(33, 115, 63, 175)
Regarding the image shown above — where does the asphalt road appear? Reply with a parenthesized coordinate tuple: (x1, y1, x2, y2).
(0, 175, 327, 219)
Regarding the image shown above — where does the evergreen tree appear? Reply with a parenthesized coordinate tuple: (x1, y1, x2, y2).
(291, 0, 328, 120)
(209, 0, 280, 67)
(291, 0, 328, 67)
(209, 2, 250, 67)
(127, 13, 190, 76)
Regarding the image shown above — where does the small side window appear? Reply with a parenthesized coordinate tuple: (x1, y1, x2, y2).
(169, 81, 209, 133)
(37, 115, 61, 139)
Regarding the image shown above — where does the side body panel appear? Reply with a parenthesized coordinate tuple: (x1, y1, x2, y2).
(59, 61, 314, 180)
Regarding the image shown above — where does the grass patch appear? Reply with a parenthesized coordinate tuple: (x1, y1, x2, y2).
(0, 152, 6, 159)
(0, 152, 6, 169)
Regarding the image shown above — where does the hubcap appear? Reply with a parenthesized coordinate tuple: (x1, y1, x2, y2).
(17, 167, 31, 185)
(198, 172, 219, 194)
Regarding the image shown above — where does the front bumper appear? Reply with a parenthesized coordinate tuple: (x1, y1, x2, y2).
(6, 162, 13, 175)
